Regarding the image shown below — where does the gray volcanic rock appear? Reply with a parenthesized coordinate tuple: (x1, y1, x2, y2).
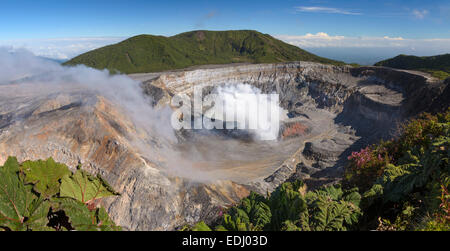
(1, 61, 448, 230)
(429, 77, 450, 113)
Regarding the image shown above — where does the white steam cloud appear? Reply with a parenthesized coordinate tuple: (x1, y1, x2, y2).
(209, 84, 281, 141)
(0, 47, 178, 173)
(0, 47, 175, 141)
(0, 47, 285, 183)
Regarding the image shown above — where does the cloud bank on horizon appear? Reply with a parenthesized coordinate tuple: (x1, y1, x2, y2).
(276, 32, 450, 64)
(3, 32, 448, 66)
(0, 37, 125, 61)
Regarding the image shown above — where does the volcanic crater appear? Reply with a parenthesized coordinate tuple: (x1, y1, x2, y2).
(1, 61, 448, 230)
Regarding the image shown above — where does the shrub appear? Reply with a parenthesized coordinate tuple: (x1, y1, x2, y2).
(360, 110, 450, 230)
(418, 184, 450, 231)
(184, 181, 362, 231)
(345, 146, 391, 192)
(0, 157, 121, 231)
(346, 109, 449, 192)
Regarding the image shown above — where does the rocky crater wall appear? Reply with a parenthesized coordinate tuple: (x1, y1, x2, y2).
(141, 62, 448, 192)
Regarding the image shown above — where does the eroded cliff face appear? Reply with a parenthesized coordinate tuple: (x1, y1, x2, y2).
(1, 62, 448, 230)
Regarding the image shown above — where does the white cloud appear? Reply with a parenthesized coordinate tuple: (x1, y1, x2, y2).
(0, 37, 126, 60)
(412, 9, 429, 19)
(296, 32, 346, 41)
(276, 32, 449, 50)
(295, 6, 361, 15)
(383, 36, 404, 41)
(276, 32, 450, 64)
(2, 33, 449, 66)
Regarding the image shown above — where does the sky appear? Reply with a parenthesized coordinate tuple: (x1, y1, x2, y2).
(1, 0, 449, 64)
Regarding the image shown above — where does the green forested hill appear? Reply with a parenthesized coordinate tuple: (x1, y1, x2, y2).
(375, 54, 450, 80)
(64, 30, 344, 74)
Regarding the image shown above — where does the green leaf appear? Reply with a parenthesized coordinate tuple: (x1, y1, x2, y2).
(269, 180, 307, 230)
(281, 220, 301, 231)
(24, 197, 51, 231)
(60, 168, 118, 204)
(215, 225, 228, 231)
(54, 198, 120, 231)
(362, 184, 384, 208)
(309, 199, 350, 231)
(312, 185, 344, 201)
(190, 221, 212, 231)
(240, 192, 271, 230)
(302, 185, 362, 231)
(96, 207, 121, 231)
(0, 168, 36, 231)
(298, 210, 311, 231)
(0, 158, 120, 231)
(1, 157, 20, 174)
(222, 208, 251, 231)
(21, 158, 71, 198)
(54, 198, 98, 231)
(342, 188, 361, 208)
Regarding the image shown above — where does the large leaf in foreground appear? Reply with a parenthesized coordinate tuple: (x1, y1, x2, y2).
(189, 221, 212, 231)
(24, 197, 52, 231)
(60, 169, 117, 204)
(0, 168, 40, 230)
(54, 198, 98, 231)
(54, 198, 120, 231)
(21, 158, 71, 198)
(240, 192, 271, 229)
(1, 157, 20, 174)
(96, 207, 122, 231)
